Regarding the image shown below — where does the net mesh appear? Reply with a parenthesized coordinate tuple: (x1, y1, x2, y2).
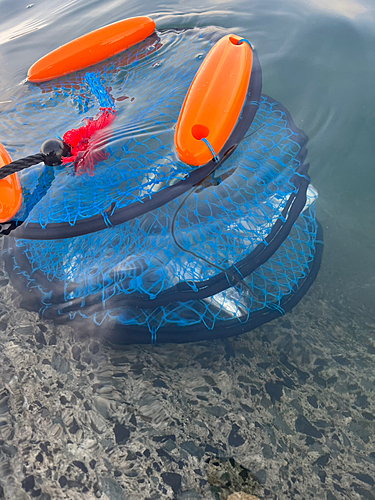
(0, 27, 322, 342)
(1, 28, 222, 226)
(4, 204, 320, 341)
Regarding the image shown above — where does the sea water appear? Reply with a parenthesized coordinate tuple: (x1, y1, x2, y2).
(0, 0, 374, 498)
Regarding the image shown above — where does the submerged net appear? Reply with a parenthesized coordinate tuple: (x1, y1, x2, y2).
(0, 27, 323, 343)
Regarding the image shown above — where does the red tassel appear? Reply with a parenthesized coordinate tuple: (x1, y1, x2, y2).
(62, 108, 116, 175)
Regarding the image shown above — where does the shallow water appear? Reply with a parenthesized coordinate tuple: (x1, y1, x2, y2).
(0, 0, 374, 499)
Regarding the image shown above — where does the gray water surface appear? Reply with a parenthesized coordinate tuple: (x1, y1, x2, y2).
(0, 0, 374, 499)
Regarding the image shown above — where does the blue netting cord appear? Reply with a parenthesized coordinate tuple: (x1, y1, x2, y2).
(268, 303, 286, 315)
(232, 263, 244, 280)
(101, 211, 113, 228)
(236, 38, 254, 50)
(150, 329, 157, 345)
(85, 72, 114, 109)
(293, 171, 310, 183)
(200, 138, 218, 162)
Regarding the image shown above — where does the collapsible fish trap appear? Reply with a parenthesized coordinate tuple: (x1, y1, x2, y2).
(0, 17, 323, 343)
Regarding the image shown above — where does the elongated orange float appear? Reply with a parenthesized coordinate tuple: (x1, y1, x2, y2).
(175, 34, 254, 166)
(27, 16, 155, 83)
(0, 144, 22, 222)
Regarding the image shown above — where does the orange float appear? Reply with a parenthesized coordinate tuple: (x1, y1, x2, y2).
(27, 16, 155, 83)
(174, 34, 253, 167)
(0, 144, 22, 223)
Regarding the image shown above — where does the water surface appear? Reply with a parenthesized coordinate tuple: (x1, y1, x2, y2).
(0, 0, 374, 499)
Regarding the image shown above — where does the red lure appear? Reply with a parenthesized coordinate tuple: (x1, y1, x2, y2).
(62, 108, 116, 175)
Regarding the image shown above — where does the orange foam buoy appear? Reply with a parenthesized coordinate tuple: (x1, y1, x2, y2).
(27, 16, 155, 83)
(0, 144, 22, 223)
(175, 34, 253, 167)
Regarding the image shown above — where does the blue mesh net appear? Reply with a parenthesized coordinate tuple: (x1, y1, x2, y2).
(0, 27, 323, 343)
(2, 28, 223, 226)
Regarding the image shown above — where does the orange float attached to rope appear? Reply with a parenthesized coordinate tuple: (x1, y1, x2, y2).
(174, 34, 253, 167)
(0, 144, 22, 223)
(27, 16, 155, 83)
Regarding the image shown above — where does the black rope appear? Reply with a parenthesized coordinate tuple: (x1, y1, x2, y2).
(0, 153, 45, 235)
(0, 138, 71, 182)
(0, 220, 22, 236)
(0, 153, 47, 235)
(0, 153, 45, 237)
(0, 139, 71, 237)
(0, 153, 45, 181)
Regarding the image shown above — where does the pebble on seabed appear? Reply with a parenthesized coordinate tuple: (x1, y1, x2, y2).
(0, 280, 374, 499)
